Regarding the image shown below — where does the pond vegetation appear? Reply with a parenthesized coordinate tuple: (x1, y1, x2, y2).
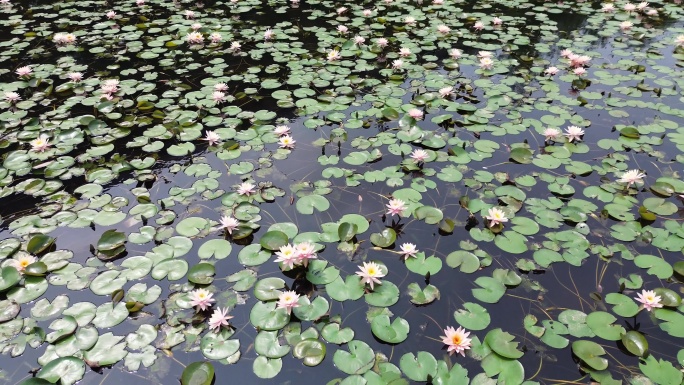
(1, 0, 684, 384)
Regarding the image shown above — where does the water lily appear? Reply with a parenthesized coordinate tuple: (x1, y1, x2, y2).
(208, 307, 233, 332)
(264, 28, 274, 40)
(479, 57, 494, 70)
(376, 38, 389, 48)
(220, 215, 239, 234)
(433, 0, 444, 4)
(15, 66, 32, 77)
(492, 17, 503, 25)
(363, 9, 372, 16)
(276, 291, 300, 314)
(404, 16, 416, 25)
(439, 86, 454, 98)
(203, 131, 221, 146)
(237, 182, 256, 196)
(68, 72, 83, 82)
(620, 21, 633, 31)
(543, 128, 562, 141)
(356, 261, 386, 290)
(386, 198, 407, 216)
(191, 23, 202, 31)
(230, 41, 242, 50)
(624, 2, 636, 12)
(30, 134, 51, 152)
(449, 48, 462, 59)
(274, 243, 299, 270)
(560, 48, 573, 58)
(485, 207, 508, 227)
(478, 51, 493, 58)
(636, 1, 648, 10)
(440, 326, 472, 356)
(353, 35, 365, 46)
(408, 108, 423, 120)
(327, 49, 341, 61)
(189, 288, 215, 311)
(186, 32, 204, 44)
(136, 0, 145, 5)
(410, 149, 429, 163)
(7, 254, 36, 274)
(573, 67, 586, 76)
(295, 242, 317, 266)
(473, 21, 484, 30)
(601, 3, 615, 11)
(399, 47, 411, 57)
(209, 32, 222, 43)
(399, 243, 418, 259)
(278, 135, 296, 149)
(437, 25, 450, 34)
(565, 125, 585, 142)
(392, 59, 404, 70)
(635, 289, 662, 311)
(106, 10, 117, 19)
(214, 83, 228, 91)
(185, 9, 196, 18)
(274, 125, 291, 136)
(212, 91, 226, 104)
(336, 6, 347, 15)
(544, 66, 559, 76)
(4, 91, 21, 104)
(337, 25, 348, 34)
(676, 35, 684, 47)
(618, 169, 646, 187)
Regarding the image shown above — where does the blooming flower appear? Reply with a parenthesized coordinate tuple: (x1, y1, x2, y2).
(208, 307, 233, 332)
(189, 288, 215, 311)
(601, 3, 615, 12)
(278, 135, 296, 149)
(237, 182, 256, 196)
(337, 25, 348, 34)
(274, 125, 290, 136)
(6, 254, 37, 273)
(399, 243, 418, 259)
(68, 72, 83, 82)
(439, 86, 454, 98)
(209, 32, 222, 43)
(479, 57, 494, 70)
(573, 67, 586, 76)
(106, 10, 117, 19)
(204, 130, 221, 146)
(565, 125, 585, 142)
(386, 198, 407, 216)
(186, 32, 204, 44)
(624, 2, 636, 11)
(353, 35, 365, 46)
(646, 9, 657, 15)
(404, 16, 416, 25)
(54, 33, 76, 45)
(492, 17, 503, 25)
(478, 51, 492, 58)
(30, 134, 51, 152)
(618, 169, 646, 187)
(620, 21, 633, 30)
(392, 59, 404, 70)
(356, 261, 386, 290)
(230, 41, 241, 50)
(363, 9, 372, 17)
(410, 149, 429, 163)
(16, 66, 32, 77)
(295, 242, 317, 266)
(214, 83, 228, 91)
(137, 0, 145, 5)
(336, 6, 347, 14)
(327, 49, 341, 61)
(274, 244, 299, 270)
(473, 21, 484, 30)
(635, 289, 662, 312)
(101, 79, 119, 95)
(543, 128, 562, 141)
(544, 66, 559, 76)
(433, 0, 444, 4)
(408, 109, 423, 120)
(441, 326, 472, 356)
(185, 10, 196, 19)
(399, 47, 411, 57)
(676, 35, 684, 47)
(437, 25, 450, 34)
(220, 215, 239, 234)
(4, 91, 21, 103)
(376, 38, 389, 48)
(277, 291, 300, 314)
(212, 91, 226, 103)
(485, 207, 508, 227)
(636, 1, 648, 10)
(449, 48, 462, 59)
(264, 28, 274, 40)
(560, 49, 573, 58)
(191, 23, 202, 31)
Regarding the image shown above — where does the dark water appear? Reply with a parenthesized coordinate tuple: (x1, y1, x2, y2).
(1, 0, 684, 384)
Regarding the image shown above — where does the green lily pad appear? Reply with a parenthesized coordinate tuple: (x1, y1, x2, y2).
(485, 328, 524, 359)
(333, 340, 375, 375)
(454, 302, 491, 331)
(370, 315, 409, 344)
(37, 357, 85, 385)
(187, 263, 216, 285)
(572, 340, 608, 370)
(293, 339, 327, 367)
(181, 362, 215, 385)
(260, 231, 289, 251)
(622, 330, 648, 357)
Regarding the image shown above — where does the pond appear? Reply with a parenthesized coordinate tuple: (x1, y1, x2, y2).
(1, 0, 684, 384)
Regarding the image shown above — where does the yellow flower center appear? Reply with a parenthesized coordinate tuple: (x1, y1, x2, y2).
(20, 259, 31, 267)
(451, 335, 462, 345)
(645, 295, 655, 301)
(367, 267, 377, 275)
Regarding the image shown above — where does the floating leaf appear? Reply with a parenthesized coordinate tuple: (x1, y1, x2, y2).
(181, 362, 215, 385)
